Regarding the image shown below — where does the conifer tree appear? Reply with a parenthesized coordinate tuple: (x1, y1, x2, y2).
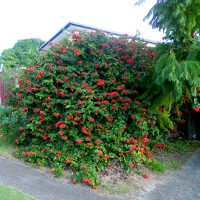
(135, 0, 200, 107)
(135, 0, 200, 45)
(135, 0, 200, 139)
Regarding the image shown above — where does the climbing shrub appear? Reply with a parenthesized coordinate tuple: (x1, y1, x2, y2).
(4, 31, 168, 188)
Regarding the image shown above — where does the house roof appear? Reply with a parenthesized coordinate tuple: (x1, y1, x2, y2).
(39, 22, 157, 50)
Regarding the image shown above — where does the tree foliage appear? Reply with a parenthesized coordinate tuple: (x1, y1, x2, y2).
(0, 38, 45, 70)
(0, 38, 45, 85)
(135, 0, 200, 45)
(144, 47, 200, 110)
(135, 0, 200, 139)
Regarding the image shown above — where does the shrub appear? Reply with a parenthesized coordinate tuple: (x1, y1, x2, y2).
(0, 105, 24, 142)
(4, 31, 168, 188)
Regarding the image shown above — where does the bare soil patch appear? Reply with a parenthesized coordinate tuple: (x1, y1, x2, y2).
(97, 146, 200, 196)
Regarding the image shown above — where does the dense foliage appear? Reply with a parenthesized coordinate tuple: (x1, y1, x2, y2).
(2, 31, 175, 188)
(0, 38, 45, 69)
(144, 43, 200, 109)
(0, 106, 23, 142)
(135, 0, 200, 45)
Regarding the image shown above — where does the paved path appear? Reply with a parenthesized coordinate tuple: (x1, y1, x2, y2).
(0, 156, 122, 200)
(134, 150, 200, 200)
(0, 150, 200, 200)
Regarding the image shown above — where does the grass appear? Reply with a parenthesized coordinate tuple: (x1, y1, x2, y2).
(146, 158, 181, 173)
(0, 184, 35, 200)
(163, 160, 181, 170)
(101, 183, 130, 195)
(0, 139, 17, 159)
(169, 138, 200, 154)
(147, 138, 200, 173)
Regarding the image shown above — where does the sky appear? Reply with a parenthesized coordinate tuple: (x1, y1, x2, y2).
(0, 0, 165, 54)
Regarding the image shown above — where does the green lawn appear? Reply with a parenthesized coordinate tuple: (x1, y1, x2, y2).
(0, 184, 35, 200)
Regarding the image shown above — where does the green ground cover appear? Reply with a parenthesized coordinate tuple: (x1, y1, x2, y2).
(0, 184, 35, 200)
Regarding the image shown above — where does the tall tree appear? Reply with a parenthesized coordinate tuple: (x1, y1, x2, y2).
(135, 0, 200, 45)
(135, 0, 200, 121)
(135, 0, 200, 139)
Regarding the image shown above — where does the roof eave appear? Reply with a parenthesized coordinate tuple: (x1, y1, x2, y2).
(39, 22, 157, 50)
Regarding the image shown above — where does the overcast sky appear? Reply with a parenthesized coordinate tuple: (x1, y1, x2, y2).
(0, 0, 164, 54)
